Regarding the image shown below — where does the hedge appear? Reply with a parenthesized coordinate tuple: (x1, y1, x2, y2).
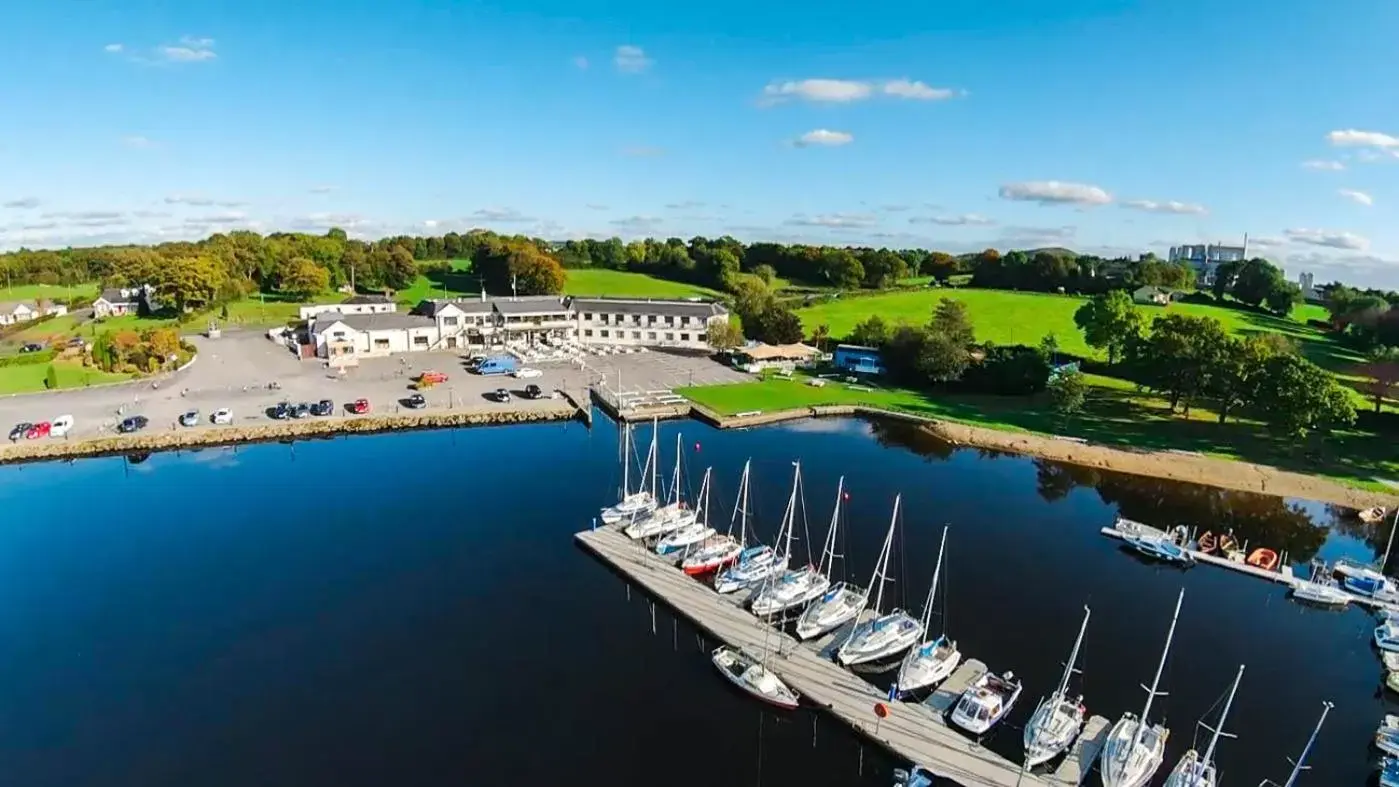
(0, 348, 57, 367)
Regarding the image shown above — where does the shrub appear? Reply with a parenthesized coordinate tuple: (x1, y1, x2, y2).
(0, 348, 57, 367)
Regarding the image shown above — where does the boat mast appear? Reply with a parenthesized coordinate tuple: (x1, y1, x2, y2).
(1055, 606, 1091, 699)
(1382, 508, 1399, 571)
(670, 433, 683, 507)
(1277, 701, 1331, 787)
(734, 460, 751, 544)
(649, 418, 659, 500)
(870, 495, 901, 615)
(621, 423, 631, 501)
(918, 525, 949, 634)
(776, 461, 800, 560)
(1137, 588, 1184, 734)
(695, 467, 712, 526)
(816, 476, 844, 576)
(1200, 664, 1244, 770)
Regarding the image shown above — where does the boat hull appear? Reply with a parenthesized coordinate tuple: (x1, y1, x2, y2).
(836, 612, 922, 666)
(655, 525, 716, 555)
(1099, 716, 1167, 787)
(1023, 693, 1086, 767)
(794, 585, 866, 640)
(714, 549, 788, 594)
(600, 494, 656, 525)
(896, 637, 961, 694)
(1291, 581, 1351, 606)
(681, 540, 741, 575)
(950, 672, 1022, 735)
(1162, 750, 1215, 787)
(750, 570, 829, 617)
(711, 646, 800, 710)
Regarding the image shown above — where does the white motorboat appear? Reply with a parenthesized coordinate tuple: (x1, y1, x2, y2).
(1258, 702, 1330, 787)
(711, 645, 799, 710)
(655, 468, 715, 555)
(837, 497, 923, 666)
(1163, 664, 1244, 787)
(600, 421, 657, 524)
(896, 525, 960, 694)
(951, 670, 1022, 735)
(752, 475, 846, 618)
(1023, 606, 1092, 767)
(1114, 517, 1169, 539)
(714, 462, 801, 594)
(682, 461, 751, 576)
(1377, 715, 1399, 757)
(796, 494, 897, 641)
(625, 433, 697, 540)
(1384, 756, 1399, 787)
(1100, 588, 1184, 787)
(1290, 562, 1351, 607)
(1376, 621, 1399, 652)
(1335, 508, 1399, 588)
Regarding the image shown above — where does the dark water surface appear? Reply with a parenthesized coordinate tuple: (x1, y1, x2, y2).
(0, 415, 1387, 787)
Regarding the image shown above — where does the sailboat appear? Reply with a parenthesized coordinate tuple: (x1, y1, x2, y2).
(751, 474, 844, 618)
(711, 645, 800, 709)
(655, 468, 716, 555)
(682, 461, 749, 575)
(796, 494, 897, 641)
(600, 422, 656, 524)
(895, 525, 960, 694)
(1100, 588, 1184, 787)
(1290, 561, 1351, 607)
(714, 462, 799, 594)
(837, 499, 924, 666)
(1023, 606, 1092, 767)
(1259, 702, 1330, 787)
(1163, 664, 1244, 787)
(1337, 509, 1399, 598)
(625, 432, 696, 540)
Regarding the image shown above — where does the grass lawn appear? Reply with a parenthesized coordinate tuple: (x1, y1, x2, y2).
(0, 361, 133, 395)
(679, 372, 1399, 492)
(0, 282, 99, 303)
(562, 268, 720, 299)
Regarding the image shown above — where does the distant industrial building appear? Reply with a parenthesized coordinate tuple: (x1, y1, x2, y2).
(1168, 242, 1248, 287)
(1298, 272, 1318, 301)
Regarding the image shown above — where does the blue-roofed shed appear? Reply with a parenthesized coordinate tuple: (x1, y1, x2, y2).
(833, 344, 884, 375)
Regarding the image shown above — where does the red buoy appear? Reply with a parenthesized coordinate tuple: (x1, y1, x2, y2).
(874, 702, 889, 719)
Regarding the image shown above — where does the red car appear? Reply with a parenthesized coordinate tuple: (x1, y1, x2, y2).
(349, 398, 371, 414)
(25, 422, 50, 439)
(417, 370, 448, 385)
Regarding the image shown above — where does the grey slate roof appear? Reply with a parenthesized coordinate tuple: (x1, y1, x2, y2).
(343, 294, 393, 305)
(569, 297, 727, 320)
(340, 312, 435, 331)
(97, 287, 134, 305)
(312, 310, 348, 328)
(0, 301, 29, 314)
(415, 298, 496, 317)
(492, 296, 569, 315)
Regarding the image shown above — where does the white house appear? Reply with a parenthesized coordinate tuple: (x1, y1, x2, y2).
(572, 297, 728, 350)
(1132, 285, 1173, 306)
(0, 302, 36, 325)
(93, 286, 150, 318)
(298, 294, 397, 321)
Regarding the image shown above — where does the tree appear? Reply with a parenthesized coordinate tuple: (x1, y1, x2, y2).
(751, 264, 777, 286)
(473, 239, 567, 295)
(918, 332, 972, 382)
(281, 257, 330, 298)
(1038, 333, 1060, 364)
(383, 246, 419, 291)
(1074, 290, 1144, 365)
(1206, 333, 1289, 423)
(848, 314, 890, 347)
(1257, 354, 1357, 438)
(1362, 346, 1399, 413)
(920, 251, 959, 282)
(1133, 313, 1230, 414)
(145, 327, 182, 361)
(930, 298, 975, 347)
(44, 364, 58, 390)
(153, 254, 226, 312)
(1047, 369, 1087, 415)
(706, 318, 744, 352)
(819, 249, 864, 289)
(1264, 281, 1302, 316)
(811, 323, 830, 352)
(748, 306, 804, 344)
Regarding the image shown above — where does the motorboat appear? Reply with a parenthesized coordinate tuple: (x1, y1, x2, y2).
(1100, 589, 1184, 787)
(1162, 664, 1243, 787)
(1388, 672, 1399, 695)
(796, 494, 897, 641)
(837, 495, 923, 666)
(751, 471, 839, 618)
(1383, 756, 1399, 787)
(625, 432, 696, 540)
(1257, 703, 1331, 787)
(1346, 571, 1399, 600)
(1386, 652, 1399, 671)
(950, 670, 1022, 735)
(655, 469, 714, 555)
(1125, 533, 1195, 566)
(1114, 517, 1169, 539)
(1023, 606, 1092, 767)
(896, 525, 960, 694)
(600, 421, 657, 525)
(1376, 716, 1399, 757)
(1377, 621, 1399, 652)
(683, 461, 752, 576)
(1247, 548, 1280, 571)
(891, 767, 935, 787)
(711, 646, 799, 710)
(715, 462, 801, 594)
(1336, 509, 1399, 589)
(1290, 562, 1351, 607)
(1363, 506, 1390, 524)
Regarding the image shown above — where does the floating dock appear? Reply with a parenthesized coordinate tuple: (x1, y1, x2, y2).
(577, 525, 1109, 787)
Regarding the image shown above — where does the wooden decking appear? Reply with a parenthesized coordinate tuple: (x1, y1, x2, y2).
(577, 525, 1108, 787)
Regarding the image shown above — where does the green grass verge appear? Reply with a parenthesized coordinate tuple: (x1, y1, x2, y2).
(0, 362, 133, 395)
(563, 268, 720, 299)
(0, 282, 99, 302)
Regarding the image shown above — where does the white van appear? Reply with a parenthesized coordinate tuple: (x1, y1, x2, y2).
(50, 414, 74, 437)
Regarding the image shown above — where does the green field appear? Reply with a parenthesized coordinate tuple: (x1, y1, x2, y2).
(0, 282, 99, 303)
(562, 268, 719, 299)
(0, 361, 133, 395)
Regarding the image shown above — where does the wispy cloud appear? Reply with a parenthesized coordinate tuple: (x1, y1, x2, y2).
(1327, 129, 1399, 149)
(793, 129, 853, 147)
(785, 212, 878, 229)
(1284, 227, 1369, 251)
(308, 185, 334, 195)
(584, 203, 610, 211)
(614, 45, 652, 74)
(998, 181, 1112, 207)
(760, 78, 960, 106)
(997, 225, 1078, 245)
(2, 197, 40, 210)
(164, 194, 246, 208)
(909, 213, 996, 226)
(663, 200, 706, 210)
(610, 215, 664, 231)
(158, 36, 217, 63)
(470, 207, 534, 223)
(1301, 159, 1345, 171)
(41, 210, 128, 228)
(1338, 188, 1374, 206)
(103, 43, 124, 54)
(1119, 198, 1208, 215)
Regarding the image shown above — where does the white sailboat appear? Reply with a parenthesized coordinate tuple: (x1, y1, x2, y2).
(751, 475, 844, 618)
(1259, 701, 1330, 787)
(656, 468, 716, 555)
(796, 494, 897, 640)
(896, 525, 960, 694)
(1023, 605, 1092, 767)
(682, 461, 749, 576)
(600, 421, 657, 524)
(711, 645, 800, 709)
(1100, 588, 1184, 787)
(1163, 664, 1244, 787)
(1290, 561, 1351, 607)
(1336, 508, 1399, 597)
(837, 498, 924, 666)
(714, 462, 799, 594)
(625, 432, 697, 540)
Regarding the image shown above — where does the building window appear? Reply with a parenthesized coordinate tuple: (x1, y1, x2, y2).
(443, 316, 458, 326)
(680, 333, 690, 341)
(413, 336, 429, 346)
(584, 313, 593, 321)
(647, 315, 657, 325)
(697, 333, 707, 343)
(601, 329, 610, 338)
(664, 316, 674, 326)
(647, 331, 657, 340)
(665, 332, 674, 341)
(584, 329, 593, 337)
(632, 331, 641, 339)
(332, 331, 345, 340)
(374, 339, 390, 349)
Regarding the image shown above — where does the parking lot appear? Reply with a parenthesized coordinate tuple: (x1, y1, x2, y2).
(0, 331, 753, 449)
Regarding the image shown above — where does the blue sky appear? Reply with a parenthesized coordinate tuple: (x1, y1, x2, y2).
(1, 0, 1397, 285)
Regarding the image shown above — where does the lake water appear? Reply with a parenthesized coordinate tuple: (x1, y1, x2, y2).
(0, 414, 1387, 787)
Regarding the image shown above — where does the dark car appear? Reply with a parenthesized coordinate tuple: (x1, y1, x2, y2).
(178, 410, 200, 427)
(492, 387, 511, 403)
(310, 399, 334, 416)
(20, 343, 44, 353)
(524, 384, 543, 399)
(405, 393, 427, 409)
(118, 415, 149, 434)
(8, 422, 32, 441)
(290, 402, 312, 419)
(269, 402, 290, 420)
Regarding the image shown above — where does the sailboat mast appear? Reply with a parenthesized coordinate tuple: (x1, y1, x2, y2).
(1057, 606, 1091, 698)
(870, 495, 901, 614)
(1280, 701, 1331, 787)
(738, 460, 751, 546)
(649, 418, 659, 500)
(670, 433, 683, 506)
(696, 467, 712, 525)
(1200, 664, 1244, 767)
(621, 423, 631, 500)
(779, 462, 800, 559)
(816, 476, 844, 575)
(1138, 588, 1184, 730)
(919, 525, 948, 632)
(1382, 508, 1399, 570)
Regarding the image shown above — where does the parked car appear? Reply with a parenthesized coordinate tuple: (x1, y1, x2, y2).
(405, 393, 427, 409)
(492, 387, 512, 403)
(50, 414, 74, 437)
(67, 337, 86, 349)
(310, 399, 334, 416)
(19, 343, 43, 354)
(269, 402, 290, 420)
(179, 410, 200, 427)
(348, 398, 370, 414)
(512, 367, 542, 379)
(524, 384, 544, 399)
(417, 370, 449, 386)
(291, 402, 312, 419)
(9, 422, 32, 441)
(117, 416, 148, 434)
(211, 408, 234, 425)
(25, 422, 51, 439)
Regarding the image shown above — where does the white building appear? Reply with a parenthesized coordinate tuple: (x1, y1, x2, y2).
(298, 294, 396, 321)
(572, 297, 728, 348)
(1168, 243, 1247, 287)
(1299, 272, 1318, 301)
(0, 302, 36, 325)
(93, 285, 153, 318)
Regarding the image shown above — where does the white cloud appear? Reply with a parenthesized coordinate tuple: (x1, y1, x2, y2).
(761, 78, 958, 105)
(1120, 198, 1208, 215)
(880, 204, 911, 212)
(1327, 129, 1399, 149)
(182, 212, 250, 229)
(998, 181, 1112, 206)
(573, 56, 589, 70)
(998, 225, 1078, 245)
(1338, 188, 1374, 206)
(1301, 159, 1345, 171)
(158, 36, 217, 63)
(2, 197, 39, 209)
(909, 213, 996, 226)
(103, 43, 124, 54)
(609, 215, 664, 232)
(794, 129, 854, 147)
(584, 203, 610, 211)
(470, 207, 534, 223)
(785, 213, 878, 229)
(614, 45, 652, 74)
(122, 135, 155, 149)
(1247, 236, 1288, 250)
(164, 194, 246, 208)
(422, 219, 440, 229)
(1284, 228, 1370, 251)
(1355, 148, 1399, 163)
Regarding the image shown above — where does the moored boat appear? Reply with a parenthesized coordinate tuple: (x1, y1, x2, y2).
(1257, 702, 1331, 787)
(1023, 605, 1092, 767)
(751, 471, 841, 618)
(837, 497, 924, 666)
(1217, 532, 1243, 562)
(950, 670, 1022, 735)
(1383, 756, 1399, 787)
(896, 525, 960, 694)
(682, 461, 752, 576)
(625, 433, 696, 540)
(1388, 671, 1399, 695)
(655, 468, 715, 555)
(1247, 548, 1279, 571)
(711, 646, 799, 710)
(1124, 533, 1195, 566)
(1100, 589, 1184, 787)
(1196, 531, 1217, 554)
(714, 462, 800, 594)
(600, 421, 657, 524)
(1377, 716, 1399, 757)
(1377, 621, 1399, 652)
(1363, 506, 1390, 524)
(1290, 562, 1351, 607)
(797, 495, 897, 641)
(1162, 664, 1243, 787)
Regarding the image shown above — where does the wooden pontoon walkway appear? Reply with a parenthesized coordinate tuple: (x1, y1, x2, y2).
(577, 525, 1109, 787)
